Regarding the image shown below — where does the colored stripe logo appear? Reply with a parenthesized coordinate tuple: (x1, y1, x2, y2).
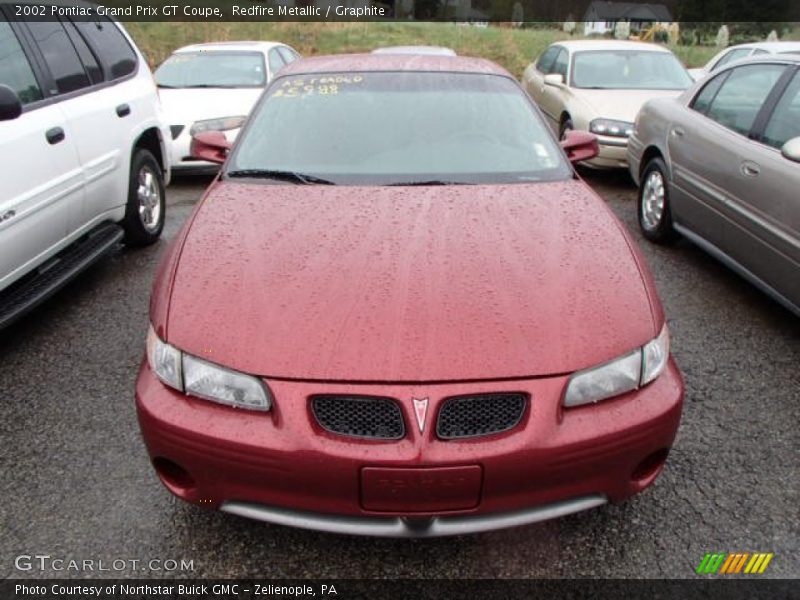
(696, 553, 774, 574)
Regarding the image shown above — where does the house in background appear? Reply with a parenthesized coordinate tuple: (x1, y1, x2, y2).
(582, 1, 673, 36)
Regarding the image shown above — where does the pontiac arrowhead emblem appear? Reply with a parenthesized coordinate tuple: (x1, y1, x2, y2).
(412, 397, 429, 433)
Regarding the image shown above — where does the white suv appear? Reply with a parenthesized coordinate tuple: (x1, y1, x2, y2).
(0, 10, 170, 328)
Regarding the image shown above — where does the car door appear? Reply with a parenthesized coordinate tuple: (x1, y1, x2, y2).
(666, 64, 787, 250)
(721, 67, 800, 308)
(41, 17, 140, 234)
(523, 45, 559, 123)
(0, 15, 84, 291)
(535, 47, 569, 134)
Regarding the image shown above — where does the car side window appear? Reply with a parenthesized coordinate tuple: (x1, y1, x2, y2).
(703, 64, 786, 136)
(0, 17, 43, 105)
(761, 71, 800, 149)
(25, 20, 91, 95)
(268, 48, 285, 77)
(278, 46, 298, 65)
(551, 49, 568, 79)
(71, 18, 137, 80)
(691, 72, 728, 115)
(536, 46, 559, 74)
(711, 48, 751, 72)
(63, 21, 103, 85)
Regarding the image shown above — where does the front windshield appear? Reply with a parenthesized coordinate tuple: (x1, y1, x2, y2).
(229, 71, 572, 185)
(155, 51, 266, 88)
(572, 50, 692, 90)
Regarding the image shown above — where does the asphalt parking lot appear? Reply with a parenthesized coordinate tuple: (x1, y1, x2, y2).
(1, 172, 797, 579)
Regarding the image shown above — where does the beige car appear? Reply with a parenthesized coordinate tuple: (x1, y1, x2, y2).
(523, 40, 693, 168)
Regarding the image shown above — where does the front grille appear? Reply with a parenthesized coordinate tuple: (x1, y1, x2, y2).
(312, 395, 405, 440)
(436, 393, 527, 439)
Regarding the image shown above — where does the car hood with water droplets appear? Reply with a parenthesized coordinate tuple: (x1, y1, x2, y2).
(165, 180, 658, 382)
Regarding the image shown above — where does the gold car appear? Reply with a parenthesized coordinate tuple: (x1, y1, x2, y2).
(523, 40, 693, 168)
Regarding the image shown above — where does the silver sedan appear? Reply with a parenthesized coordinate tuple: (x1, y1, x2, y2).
(628, 55, 800, 316)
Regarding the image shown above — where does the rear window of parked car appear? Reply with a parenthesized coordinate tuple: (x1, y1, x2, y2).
(0, 17, 43, 104)
(25, 20, 92, 94)
(71, 18, 137, 80)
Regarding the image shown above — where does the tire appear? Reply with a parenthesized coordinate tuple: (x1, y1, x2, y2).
(122, 148, 165, 246)
(637, 157, 677, 244)
(559, 116, 574, 140)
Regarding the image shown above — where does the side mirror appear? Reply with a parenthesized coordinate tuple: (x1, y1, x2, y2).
(560, 130, 599, 164)
(0, 85, 23, 121)
(781, 137, 800, 163)
(544, 73, 565, 87)
(190, 131, 232, 164)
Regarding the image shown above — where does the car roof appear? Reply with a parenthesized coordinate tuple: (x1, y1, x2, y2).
(552, 40, 673, 53)
(724, 41, 800, 52)
(723, 53, 800, 67)
(371, 46, 457, 57)
(174, 41, 287, 54)
(279, 53, 510, 77)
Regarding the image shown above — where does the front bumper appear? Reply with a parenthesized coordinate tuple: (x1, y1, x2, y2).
(135, 359, 684, 537)
(585, 136, 630, 169)
(168, 125, 240, 173)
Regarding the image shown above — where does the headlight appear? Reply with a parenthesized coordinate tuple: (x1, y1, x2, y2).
(183, 354, 271, 411)
(146, 325, 272, 411)
(189, 115, 246, 136)
(147, 325, 182, 390)
(563, 324, 670, 407)
(641, 324, 670, 385)
(589, 118, 634, 138)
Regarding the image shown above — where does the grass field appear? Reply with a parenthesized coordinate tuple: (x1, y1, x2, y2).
(126, 22, 721, 78)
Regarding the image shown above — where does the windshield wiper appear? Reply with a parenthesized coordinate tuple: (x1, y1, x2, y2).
(183, 84, 239, 88)
(226, 169, 336, 185)
(385, 180, 473, 186)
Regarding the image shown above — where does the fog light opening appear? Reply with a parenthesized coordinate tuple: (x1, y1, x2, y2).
(631, 448, 670, 483)
(153, 457, 196, 493)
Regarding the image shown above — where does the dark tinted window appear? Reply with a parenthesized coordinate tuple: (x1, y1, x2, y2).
(536, 46, 559, 73)
(278, 46, 298, 65)
(63, 21, 102, 84)
(26, 21, 91, 94)
(705, 64, 785, 136)
(692, 72, 727, 115)
(0, 18, 43, 104)
(268, 48, 285, 76)
(551, 48, 568, 79)
(762, 71, 800, 149)
(72, 18, 136, 79)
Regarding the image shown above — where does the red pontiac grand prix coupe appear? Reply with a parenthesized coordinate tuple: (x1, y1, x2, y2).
(135, 54, 684, 537)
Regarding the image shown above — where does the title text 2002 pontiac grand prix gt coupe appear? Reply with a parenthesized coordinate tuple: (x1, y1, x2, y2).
(136, 54, 684, 537)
